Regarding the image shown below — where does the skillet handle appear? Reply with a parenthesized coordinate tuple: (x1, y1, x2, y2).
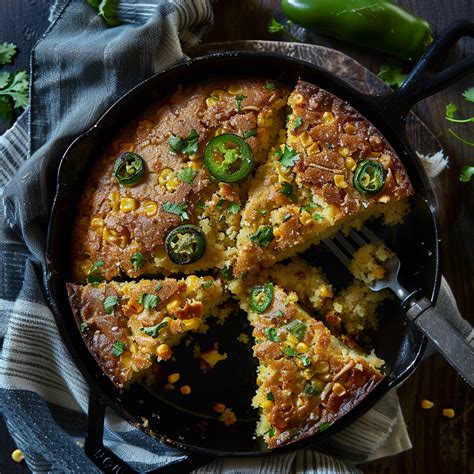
(85, 389, 213, 473)
(377, 20, 474, 120)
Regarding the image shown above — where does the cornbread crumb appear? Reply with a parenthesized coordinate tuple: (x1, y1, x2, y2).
(237, 333, 249, 344)
(350, 243, 395, 285)
(194, 343, 227, 372)
(180, 385, 192, 395)
(219, 407, 237, 426)
(213, 402, 226, 413)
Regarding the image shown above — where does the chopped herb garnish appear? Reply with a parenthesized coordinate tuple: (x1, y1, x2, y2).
(0, 42, 16, 65)
(162, 201, 189, 221)
(243, 128, 257, 139)
(235, 94, 247, 112)
(103, 295, 118, 314)
(463, 87, 474, 103)
(80, 322, 89, 333)
(177, 167, 198, 185)
(293, 117, 303, 131)
(227, 202, 241, 214)
(155, 283, 162, 291)
(111, 341, 125, 356)
(138, 293, 160, 310)
(209, 94, 219, 101)
(285, 319, 306, 341)
(267, 392, 274, 401)
(265, 81, 275, 91)
(268, 427, 276, 437)
(301, 202, 317, 212)
(131, 252, 145, 271)
(377, 63, 407, 88)
(264, 327, 280, 342)
(282, 213, 292, 223)
(298, 355, 311, 367)
(304, 382, 322, 396)
(202, 281, 213, 289)
(216, 198, 226, 209)
(259, 209, 267, 216)
(86, 260, 105, 284)
(86, 0, 120, 27)
(196, 200, 206, 211)
(460, 166, 474, 182)
(313, 213, 324, 221)
(279, 181, 296, 202)
(220, 266, 234, 281)
(446, 103, 458, 119)
(267, 18, 301, 43)
(249, 225, 274, 248)
(281, 345, 297, 357)
(168, 129, 199, 155)
(284, 295, 292, 306)
(275, 310, 284, 317)
(319, 422, 331, 432)
(141, 320, 168, 338)
(277, 145, 300, 168)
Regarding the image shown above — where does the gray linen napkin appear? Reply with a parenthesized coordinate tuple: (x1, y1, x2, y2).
(0, 1, 466, 472)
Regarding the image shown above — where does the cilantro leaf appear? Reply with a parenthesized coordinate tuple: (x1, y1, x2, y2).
(243, 128, 257, 139)
(298, 355, 311, 367)
(80, 322, 89, 333)
(277, 145, 300, 168)
(0, 70, 29, 120)
(249, 225, 274, 248)
(265, 81, 275, 91)
(98, 0, 120, 27)
(178, 167, 198, 185)
(138, 293, 160, 310)
(282, 213, 292, 223)
(462, 87, 474, 103)
(227, 202, 241, 214)
(155, 283, 162, 291)
(304, 381, 322, 396)
(86, 260, 105, 284)
(460, 166, 474, 183)
(0, 42, 16, 65)
(268, 427, 276, 437)
(264, 327, 280, 342)
(220, 266, 234, 281)
(313, 212, 324, 221)
(293, 117, 303, 131)
(279, 181, 296, 202)
(103, 295, 118, 314)
(0, 72, 10, 89)
(202, 281, 213, 289)
(235, 94, 247, 112)
(318, 422, 331, 432)
(281, 345, 297, 357)
(111, 341, 125, 356)
(446, 103, 458, 119)
(162, 201, 189, 220)
(377, 64, 407, 88)
(131, 252, 145, 271)
(141, 320, 168, 338)
(267, 18, 285, 33)
(169, 129, 199, 156)
(266, 392, 274, 401)
(285, 319, 306, 341)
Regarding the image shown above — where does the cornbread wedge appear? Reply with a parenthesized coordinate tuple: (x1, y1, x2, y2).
(67, 275, 225, 388)
(234, 80, 413, 276)
(238, 282, 384, 448)
(71, 78, 289, 282)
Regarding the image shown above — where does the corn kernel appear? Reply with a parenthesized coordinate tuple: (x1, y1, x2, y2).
(300, 131, 314, 148)
(109, 191, 120, 211)
(166, 175, 180, 192)
(293, 93, 304, 105)
(210, 89, 225, 98)
(91, 217, 105, 233)
(189, 161, 200, 170)
(103, 227, 119, 243)
(273, 227, 282, 241)
(318, 373, 332, 382)
(314, 360, 330, 374)
(299, 211, 313, 226)
(180, 385, 191, 395)
(120, 234, 129, 248)
(442, 408, 455, 418)
(338, 147, 350, 157)
(228, 84, 243, 95)
(168, 373, 180, 384)
(332, 382, 346, 397)
(421, 399, 434, 409)
(120, 351, 132, 366)
(320, 285, 333, 298)
(11, 449, 24, 463)
(158, 168, 172, 186)
(156, 343, 171, 360)
(345, 123, 357, 134)
(345, 157, 357, 172)
(296, 342, 308, 354)
(322, 111, 335, 124)
(128, 299, 143, 315)
(206, 97, 218, 107)
(302, 369, 314, 380)
(166, 299, 180, 313)
(307, 142, 320, 155)
(373, 267, 385, 280)
(183, 318, 201, 331)
(286, 334, 299, 345)
(262, 400, 274, 410)
(213, 402, 226, 413)
(334, 174, 348, 188)
(281, 340, 295, 351)
(185, 275, 200, 290)
(120, 197, 137, 213)
(143, 201, 158, 217)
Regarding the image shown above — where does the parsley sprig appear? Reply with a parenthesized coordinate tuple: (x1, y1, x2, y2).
(162, 201, 189, 220)
(169, 129, 199, 156)
(277, 145, 300, 168)
(377, 63, 408, 88)
(267, 18, 302, 43)
(86, 0, 120, 27)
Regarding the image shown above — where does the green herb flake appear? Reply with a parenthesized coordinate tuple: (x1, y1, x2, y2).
(196, 200, 206, 211)
(460, 166, 474, 183)
(86, 259, 105, 284)
(249, 225, 274, 248)
(319, 422, 331, 432)
(80, 322, 89, 333)
(168, 129, 199, 156)
(279, 181, 296, 202)
(202, 281, 213, 289)
(304, 382, 322, 396)
(0, 42, 16, 65)
(298, 355, 311, 367)
(264, 327, 280, 342)
(293, 117, 303, 131)
(377, 63, 407, 88)
(0, 70, 29, 121)
(277, 145, 300, 168)
(111, 341, 125, 356)
(98, 0, 120, 27)
(243, 128, 257, 139)
(227, 202, 241, 214)
(235, 94, 247, 112)
(259, 209, 267, 216)
(281, 345, 297, 357)
(265, 81, 276, 91)
(162, 201, 189, 221)
(445, 103, 458, 119)
(103, 295, 118, 314)
(275, 310, 284, 317)
(284, 295, 292, 306)
(141, 320, 168, 338)
(267, 392, 274, 401)
(282, 213, 292, 223)
(267, 18, 285, 33)
(131, 252, 145, 271)
(177, 167, 198, 185)
(462, 87, 474, 103)
(220, 266, 234, 281)
(285, 319, 306, 341)
(155, 283, 162, 291)
(138, 293, 160, 310)
(268, 427, 276, 437)
(217, 198, 226, 209)
(313, 212, 324, 221)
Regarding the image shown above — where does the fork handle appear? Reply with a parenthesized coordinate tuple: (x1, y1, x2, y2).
(406, 297, 474, 387)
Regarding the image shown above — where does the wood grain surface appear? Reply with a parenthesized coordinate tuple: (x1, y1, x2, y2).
(0, 1, 473, 473)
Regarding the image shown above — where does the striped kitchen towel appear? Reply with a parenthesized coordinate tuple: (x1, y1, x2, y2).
(1, 0, 464, 472)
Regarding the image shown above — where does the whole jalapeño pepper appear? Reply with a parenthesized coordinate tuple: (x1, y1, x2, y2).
(281, 0, 433, 61)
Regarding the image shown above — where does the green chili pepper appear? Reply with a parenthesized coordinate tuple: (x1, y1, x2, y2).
(353, 160, 386, 195)
(165, 225, 206, 265)
(249, 283, 274, 314)
(114, 152, 145, 186)
(280, 0, 432, 61)
(204, 133, 254, 183)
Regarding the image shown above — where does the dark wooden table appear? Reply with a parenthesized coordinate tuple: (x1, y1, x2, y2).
(1, 1, 473, 473)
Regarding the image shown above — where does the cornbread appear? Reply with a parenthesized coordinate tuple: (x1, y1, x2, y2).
(67, 276, 225, 387)
(349, 243, 395, 285)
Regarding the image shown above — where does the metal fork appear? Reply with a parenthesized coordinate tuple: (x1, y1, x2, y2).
(324, 225, 474, 388)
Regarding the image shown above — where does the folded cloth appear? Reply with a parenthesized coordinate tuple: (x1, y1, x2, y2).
(0, 1, 464, 472)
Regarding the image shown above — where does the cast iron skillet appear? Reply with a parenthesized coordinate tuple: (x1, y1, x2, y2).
(45, 21, 474, 473)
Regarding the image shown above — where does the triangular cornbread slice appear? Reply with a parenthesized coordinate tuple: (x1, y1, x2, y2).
(234, 80, 413, 276)
(67, 275, 225, 388)
(71, 78, 289, 282)
(235, 281, 384, 448)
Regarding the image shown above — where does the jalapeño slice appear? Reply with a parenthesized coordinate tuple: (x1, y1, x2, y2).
(114, 152, 145, 186)
(249, 283, 274, 314)
(353, 160, 385, 195)
(204, 133, 253, 183)
(165, 224, 206, 265)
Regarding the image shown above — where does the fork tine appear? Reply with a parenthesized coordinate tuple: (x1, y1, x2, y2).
(323, 238, 351, 268)
(349, 228, 367, 247)
(334, 232, 357, 255)
(360, 225, 384, 245)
